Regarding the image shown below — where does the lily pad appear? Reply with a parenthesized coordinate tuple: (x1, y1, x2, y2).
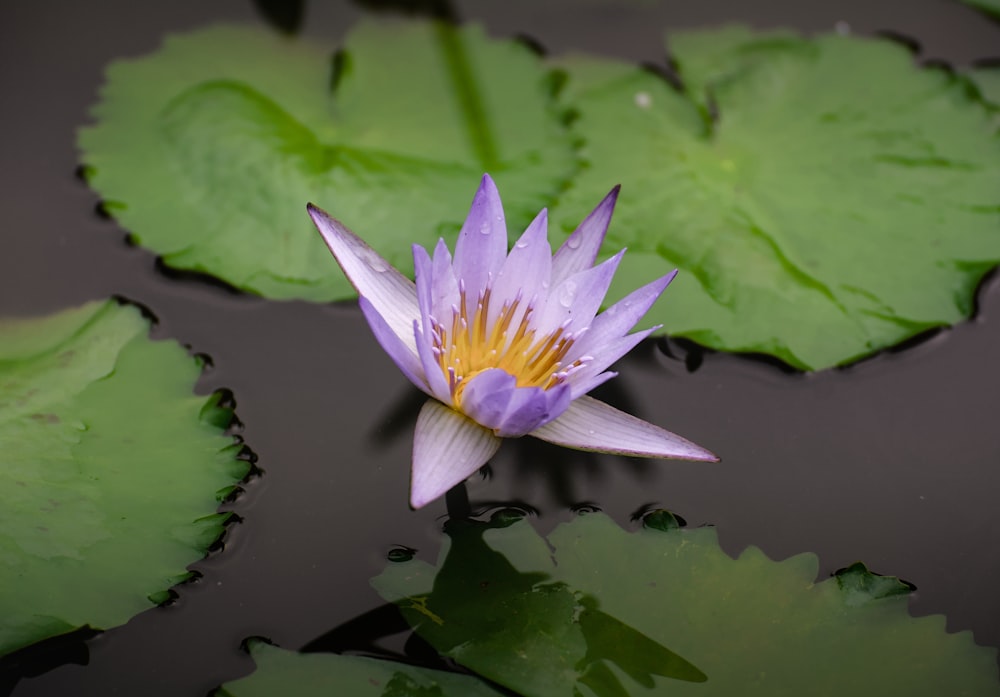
(0, 300, 248, 656)
(217, 641, 507, 697)
(79, 21, 576, 301)
(959, 0, 1000, 19)
(970, 66, 1000, 111)
(553, 27, 1000, 370)
(372, 510, 999, 696)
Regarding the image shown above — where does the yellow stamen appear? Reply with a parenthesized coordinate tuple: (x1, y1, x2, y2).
(430, 288, 582, 407)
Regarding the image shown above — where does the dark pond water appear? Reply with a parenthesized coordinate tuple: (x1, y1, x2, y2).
(1, 0, 999, 694)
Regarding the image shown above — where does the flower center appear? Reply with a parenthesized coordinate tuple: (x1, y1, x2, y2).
(428, 285, 585, 407)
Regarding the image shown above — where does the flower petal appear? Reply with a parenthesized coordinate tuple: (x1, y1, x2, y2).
(430, 238, 459, 323)
(497, 382, 572, 437)
(411, 399, 502, 508)
(413, 245, 452, 402)
(535, 249, 624, 335)
(488, 208, 552, 331)
(460, 368, 516, 430)
(453, 174, 507, 303)
(459, 369, 573, 437)
(551, 185, 620, 287)
(308, 204, 418, 352)
(568, 327, 656, 398)
(529, 395, 718, 461)
(572, 271, 676, 359)
(358, 297, 428, 394)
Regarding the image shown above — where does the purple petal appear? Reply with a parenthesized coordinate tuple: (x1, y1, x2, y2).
(430, 238, 459, 322)
(460, 369, 572, 437)
(412, 245, 452, 402)
(460, 368, 516, 430)
(535, 249, 624, 335)
(551, 185, 620, 287)
(572, 271, 676, 359)
(497, 382, 572, 437)
(411, 400, 502, 509)
(565, 370, 617, 400)
(308, 204, 418, 353)
(529, 395, 719, 461)
(487, 209, 552, 331)
(358, 297, 428, 394)
(568, 327, 656, 398)
(453, 175, 507, 302)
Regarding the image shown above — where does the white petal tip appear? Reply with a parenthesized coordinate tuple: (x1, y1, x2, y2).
(409, 400, 501, 509)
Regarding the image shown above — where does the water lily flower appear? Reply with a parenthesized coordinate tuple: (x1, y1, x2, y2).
(308, 175, 718, 508)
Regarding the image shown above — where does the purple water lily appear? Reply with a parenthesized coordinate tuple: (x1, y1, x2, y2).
(308, 175, 717, 508)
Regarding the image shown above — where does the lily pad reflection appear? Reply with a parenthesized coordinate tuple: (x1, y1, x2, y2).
(372, 510, 999, 696)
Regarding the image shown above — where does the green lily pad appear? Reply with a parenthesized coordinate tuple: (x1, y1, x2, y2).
(0, 300, 248, 656)
(217, 641, 508, 697)
(79, 21, 576, 301)
(372, 510, 999, 696)
(959, 0, 1000, 19)
(553, 27, 1000, 370)
(970, 66, 1000, 111)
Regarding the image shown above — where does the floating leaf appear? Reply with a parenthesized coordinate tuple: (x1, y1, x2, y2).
(553, 27, 1000, 370)
(0, 301, 248, 656)
(79, 21, 576, 301)
(969, 66, 1000, 111)
(373, 511, 999, 696)
(217, 641, 508, 697)
(959, 0, 1000, 19)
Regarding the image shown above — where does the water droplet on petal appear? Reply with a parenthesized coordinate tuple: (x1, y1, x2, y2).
(559, 281, 577, 308)
(516, 238, 529, 248)
(566, 235, 582, 250)
(479, 222, 491, 235)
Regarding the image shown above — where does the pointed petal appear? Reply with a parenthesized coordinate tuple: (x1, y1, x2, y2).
(308, 204, 418, 352)
(358, 297, 428, 393)
(453, 175, 507, 301)
(568, 327, 656, 398)
(411, 400, 502, 508)
(412, 245, 452, 402)
(430, 238, 459, 322)
(572, 271, 676, 358)
(530, 395, 718, 461)
(535, 249, 624, 335)
(566, 370, 617, 400)
(488, 208, 552, 330)
(551, 185, 620, 287)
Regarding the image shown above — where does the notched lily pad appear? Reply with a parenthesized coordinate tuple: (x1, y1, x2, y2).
(79, 21, 576, 301)
(217, 640, 508, 697)
(0, 300, 249, 656)
(372, 510, 999, 696)
(553, 26, 1000, 370)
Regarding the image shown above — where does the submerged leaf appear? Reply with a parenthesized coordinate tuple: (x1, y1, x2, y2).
(373, 511, 999, 695)
(217, 641, 508, 697)
(0, 301, 249, 656)
(79, 22, 576, 301)
(553, 27, 1000, 370)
